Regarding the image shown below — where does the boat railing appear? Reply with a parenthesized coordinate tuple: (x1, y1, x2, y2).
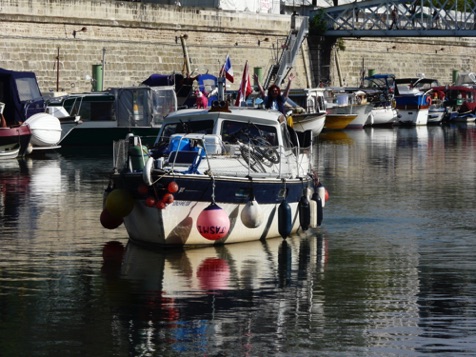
(113, 132, 311, 179)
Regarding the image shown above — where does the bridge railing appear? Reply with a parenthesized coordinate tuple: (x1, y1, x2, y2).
(317, 0, 476, 37)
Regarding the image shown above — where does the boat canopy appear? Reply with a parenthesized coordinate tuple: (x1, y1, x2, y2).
(111, 86, 177, 127)
(141, 73, 218, 109)
(0, 67, 45, 125)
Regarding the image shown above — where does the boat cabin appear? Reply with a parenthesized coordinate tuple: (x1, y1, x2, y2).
(153, 106, 293, 158)
(395, 77, 439, 96)
(286, 88, 327, 115)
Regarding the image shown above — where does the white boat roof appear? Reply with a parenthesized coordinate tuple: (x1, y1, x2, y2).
(165, 107, 284, 126)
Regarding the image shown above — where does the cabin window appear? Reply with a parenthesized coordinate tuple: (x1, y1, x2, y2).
(15, 77, 42, 102)
(157, 119, 214, 144)
(221, 120, 277, 146)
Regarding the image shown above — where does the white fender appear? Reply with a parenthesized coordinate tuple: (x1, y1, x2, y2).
(142, 157, 154, 186)
(309, 196, 317, 228)
(240, 199, 263, 228)
(318, 185, 326, 208)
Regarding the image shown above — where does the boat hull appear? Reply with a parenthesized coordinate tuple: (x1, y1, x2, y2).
(397, 107, 429, 125)
(291, 112, 326, 136)
(327, 104, 372, 129)
(0, 125, 32, 158)
(367, 106, 398, 126)
(59, 123, 160, 146)
(324, 114, 357, 130)
(111, 174, 316, 247)
(396, 95, 430, 125)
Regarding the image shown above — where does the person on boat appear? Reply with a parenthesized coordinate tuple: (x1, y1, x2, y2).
(254, 73, 295, 115)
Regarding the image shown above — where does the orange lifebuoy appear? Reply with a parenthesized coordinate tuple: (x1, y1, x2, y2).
(426, 96, 432, 106)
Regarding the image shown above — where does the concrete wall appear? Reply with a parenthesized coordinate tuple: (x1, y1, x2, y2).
(0, 0, 475, 96)
(315, 37, 476, 87)
(0, 0, 310, 95)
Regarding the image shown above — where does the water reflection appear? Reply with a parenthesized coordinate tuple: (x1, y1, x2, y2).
(1, 125, 476, 355)
(0, 159, 30, 225)
(101, 233, 328, 354)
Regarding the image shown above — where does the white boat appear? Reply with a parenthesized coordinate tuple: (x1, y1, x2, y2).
(360, 74, 399, 126)
(395, 76, 437, 126)
(367, 106, 397, 126)
(427, 99, 446, 124)
(24, 113, 62, 149)
(286, 88, 327, 136)
(324, 89, 372, 129)
(102, 102, 326, 247)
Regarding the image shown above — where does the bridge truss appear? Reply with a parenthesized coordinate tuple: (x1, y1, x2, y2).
(320, 0, 476, 37)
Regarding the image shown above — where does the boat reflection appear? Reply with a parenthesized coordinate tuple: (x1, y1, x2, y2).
(319, 130, 353, 143)
(0, 159, 31, 224)
(101, 232, 328, 353)
(116, 231, 327, 295)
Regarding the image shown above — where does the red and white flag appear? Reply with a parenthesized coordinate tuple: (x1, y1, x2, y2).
(234, 61, 252, 106)
(219, 54, 234, 83)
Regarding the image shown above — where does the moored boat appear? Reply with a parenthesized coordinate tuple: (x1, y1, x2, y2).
(361, 74, 399, 127)
(286, 87, 327, 136)
(47, 86, 177, 146)
(0, 67, 62, 151)
(0, 102, 32, 159)
(367, 106, 398, 126)
(435, 83, 476, 124)
(324, 113, 357, 130)
(395, 76, 436, 126)
(101, 102, 326, 247)
(324, 89, 372, 129)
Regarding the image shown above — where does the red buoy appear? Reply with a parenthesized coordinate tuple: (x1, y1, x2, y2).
(167, 181, 179, 193)
(162, 193, 174, 204)
(145, 196, 156, 207)
(196, 203, 230, 240)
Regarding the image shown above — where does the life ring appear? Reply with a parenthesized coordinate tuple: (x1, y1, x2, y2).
(142, 156, 154, 186)
(426, 96, 432, 106)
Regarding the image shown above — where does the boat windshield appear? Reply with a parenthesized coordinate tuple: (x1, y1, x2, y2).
(221, 120, 278, 146)
(155, 119, 214, 146)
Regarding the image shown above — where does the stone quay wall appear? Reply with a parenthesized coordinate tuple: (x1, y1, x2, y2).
(0, 0, 475, 95)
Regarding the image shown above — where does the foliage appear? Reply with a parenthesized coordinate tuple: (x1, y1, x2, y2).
(336, 38, 346, 51)
(309, 9, 328, 35)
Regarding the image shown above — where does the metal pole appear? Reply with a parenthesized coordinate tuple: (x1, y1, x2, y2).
(102, 47, 106, 90)
(180, 36, 191, 76)
(56, 46, 60, 92)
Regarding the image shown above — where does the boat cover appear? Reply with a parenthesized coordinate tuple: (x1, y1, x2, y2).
(111, 86, 177, 127)
(0, 67, 45, 125)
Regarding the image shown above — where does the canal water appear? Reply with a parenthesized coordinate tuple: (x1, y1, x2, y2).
(1, 123, 476, 356)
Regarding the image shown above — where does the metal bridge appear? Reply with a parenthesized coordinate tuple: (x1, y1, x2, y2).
(320, 0, 476, 37)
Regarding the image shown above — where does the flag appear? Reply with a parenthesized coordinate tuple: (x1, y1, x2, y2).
(219, 55, 234, 83)
(234, 61, 252, 107)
